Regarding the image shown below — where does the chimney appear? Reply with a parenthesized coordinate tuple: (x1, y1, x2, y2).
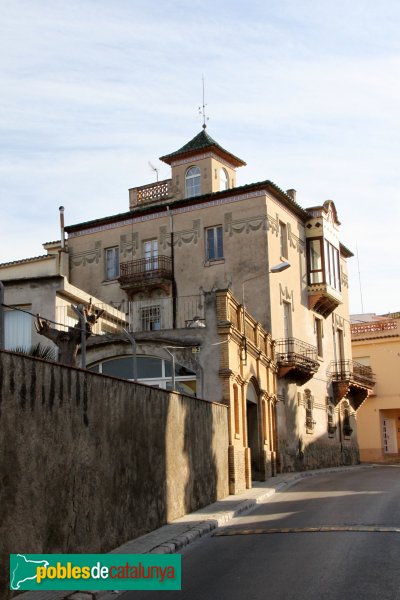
(286, 189, 297, 201)
(59, 206, 65, 249)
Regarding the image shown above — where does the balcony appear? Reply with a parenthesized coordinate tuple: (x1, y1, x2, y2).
(118, 255, 173, 294)
(330, 360, 376, 409)
(129, 178, 173, 209)
(127, 295, 205, 332)
(307, 283, 342, 318)
(275, 338, 319, 385)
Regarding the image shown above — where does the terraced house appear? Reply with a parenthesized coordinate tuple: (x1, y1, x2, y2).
(1, 127, 374, 492)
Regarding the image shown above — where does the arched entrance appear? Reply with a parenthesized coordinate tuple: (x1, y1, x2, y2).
(246, 380, 262, 480)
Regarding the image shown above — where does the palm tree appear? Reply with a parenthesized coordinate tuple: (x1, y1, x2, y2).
(12, 342, 57, 361)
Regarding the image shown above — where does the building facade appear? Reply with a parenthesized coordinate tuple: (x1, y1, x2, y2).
(1, 127, 372, 491)
(62, 128, 371, 475)
(351, 312, 399, 462)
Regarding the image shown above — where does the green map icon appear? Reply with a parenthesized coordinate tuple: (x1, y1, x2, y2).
(10, 554, 49, 590)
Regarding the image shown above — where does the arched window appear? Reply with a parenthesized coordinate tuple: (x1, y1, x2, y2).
(88, 355, 197, 396)
(220, 168, 229, 191)
(185, 166, 201, 198)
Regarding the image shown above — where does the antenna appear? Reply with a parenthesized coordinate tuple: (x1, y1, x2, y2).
(148, 161, 159, 182)
(356, 242, 364, 313)
(198, 75, 209, 129)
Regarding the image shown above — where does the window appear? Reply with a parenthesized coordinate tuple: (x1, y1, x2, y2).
(307, 238, 323, 284)
(220, 168, 229, 191)
(342, 404, 353, 437)
(185, 166, 201, 198)
(324, 239, 341, 291)
(327, 405, 336, 437)
(337, 328, 345, 362)
(140, 305, 161, 331)
(306, 237, 341, 290)
(305, 389, 315, 432)
(279, 221, 288, 259)
(206, 225, 223, 261)
(315, 317, 323, 358)
(88, 355, 197, 395)
(105, 247, 119, 280)
(283, 301, 292, 339)
(4, 309, 32, 350)
(143, 239, 158, 270)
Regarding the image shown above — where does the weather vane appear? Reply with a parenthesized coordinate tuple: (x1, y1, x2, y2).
(198, 75, 209, 129)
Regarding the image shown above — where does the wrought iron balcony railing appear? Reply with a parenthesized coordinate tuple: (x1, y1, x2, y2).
(118, 255, 173, 289)
(275, 337, 319, 370)
(275, 338, 319, 384)
(329, 359, 375, 389)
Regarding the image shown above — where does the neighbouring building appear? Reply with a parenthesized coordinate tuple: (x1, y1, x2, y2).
(351, 312, 400, 462)
(0, 243, 127, 355)
(1, 126, 371, 491)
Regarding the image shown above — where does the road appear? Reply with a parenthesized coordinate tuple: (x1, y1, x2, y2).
(116, 466, 400, 600)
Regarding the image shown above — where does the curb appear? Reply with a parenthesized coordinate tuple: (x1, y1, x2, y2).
(142, 464, 375, 555)
(18, 464, 376, 600)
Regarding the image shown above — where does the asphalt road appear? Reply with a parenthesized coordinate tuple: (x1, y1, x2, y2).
(116, 466, 400, 600)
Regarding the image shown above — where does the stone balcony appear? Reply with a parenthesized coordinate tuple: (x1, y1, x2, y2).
(129, 178, 174, 209)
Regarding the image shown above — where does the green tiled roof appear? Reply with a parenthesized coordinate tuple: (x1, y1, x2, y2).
(159, 129, 246, 167)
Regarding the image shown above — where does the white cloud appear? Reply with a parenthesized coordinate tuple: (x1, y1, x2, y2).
(1, 0, 399, 314)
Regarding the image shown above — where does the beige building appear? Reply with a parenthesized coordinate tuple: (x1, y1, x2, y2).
(62, 128, 372, 475)
(0, 243, 127, 356)
(1, 127, 373, 491)
(351, 313, 400, 462)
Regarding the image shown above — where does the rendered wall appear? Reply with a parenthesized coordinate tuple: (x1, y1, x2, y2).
(0, 351, 229, 598)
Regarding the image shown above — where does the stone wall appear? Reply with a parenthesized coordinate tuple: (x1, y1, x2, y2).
(0, 350, 229, 598)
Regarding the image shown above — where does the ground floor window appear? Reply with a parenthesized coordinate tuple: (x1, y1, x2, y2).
(88, 355, 197, 396)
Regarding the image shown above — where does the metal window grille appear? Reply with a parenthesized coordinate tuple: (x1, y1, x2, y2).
(140, 305, 161, 331)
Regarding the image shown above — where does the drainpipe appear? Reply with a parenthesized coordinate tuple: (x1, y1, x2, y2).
(167, 206, 177, 328)
(0, 281, 4, 350)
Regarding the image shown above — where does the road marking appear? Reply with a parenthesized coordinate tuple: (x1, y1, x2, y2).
(213, 525, 400, 537)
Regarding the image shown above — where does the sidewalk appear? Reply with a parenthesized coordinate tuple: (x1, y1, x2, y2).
(17, 464, 374, 600)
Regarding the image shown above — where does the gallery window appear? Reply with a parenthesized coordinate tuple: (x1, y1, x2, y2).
(306, 237, 341, 291)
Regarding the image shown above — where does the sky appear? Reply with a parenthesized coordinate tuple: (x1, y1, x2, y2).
(1, 0, 399, 315)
